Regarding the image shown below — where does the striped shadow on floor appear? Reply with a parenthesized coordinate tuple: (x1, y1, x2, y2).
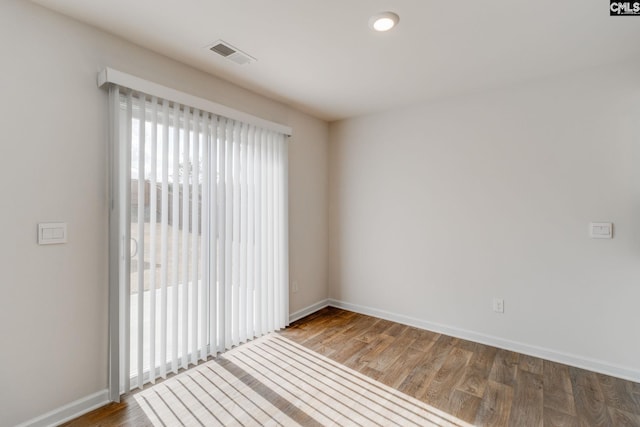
(135, 333, 473, 426)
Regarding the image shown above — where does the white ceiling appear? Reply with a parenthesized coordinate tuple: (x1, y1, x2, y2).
(31, 0, 640, 121)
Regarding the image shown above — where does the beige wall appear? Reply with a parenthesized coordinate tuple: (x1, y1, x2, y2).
(329, 61, 640, 376)
(0, 1, 328, 425)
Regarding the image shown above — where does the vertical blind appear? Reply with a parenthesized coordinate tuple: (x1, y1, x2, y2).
(109, 84, 289, 395)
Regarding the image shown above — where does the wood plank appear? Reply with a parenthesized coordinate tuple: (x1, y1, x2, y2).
(518, 354, 543, 375)
(608, 407, 640, 427)
(474, 380, 513, 427)
(335, 308, 358, 319)
(466, 342, 498, 373)
(456, 343, 497, 398)
(402, 325, 439, 342)
(418, 347, 473, 412)
(376, 345, 430, 389)
(456, 366, 490, 399)
(345, 312, 376, 326)
(364, 332, 416, 372)
(297, 313, 359, 348)
(570, 367, 613, 427)
(544, 361, 574, 394)
(299, 316, 360, 352)
(292, 306, 339, 327)
(455, 339, 481, 353)
(543, 360, 576, 416)
(359, 366, 383, 381)
(543, 407, 579, 427)
(545, 391, 577, 419)
(282, 311, 344, 343)
(404, 327, 440, 352)
(488, 348, 520, 386)
(447, 389, 482, 424)
(422, 347, 473, 410)
(597, 373, 640, 415)
(306, 343, 336, 358)
(396, 334, 457, 398)
(122, 411, 155, 427)
(343, 334, 395, 371)
(290, 306, 333, 324)
(356, 318, 394, 343)
(383, 322, 407, 337)
(330, 337, 369, 364)
(60, 402, 133, 426)
(325, 315, 377, 345)
(507, 370, 543, 427)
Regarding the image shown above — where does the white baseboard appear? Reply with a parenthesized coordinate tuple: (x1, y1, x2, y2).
(289, 299, 329, 323)
(327, 298, 640, 383)
(15, 389, 110, 427)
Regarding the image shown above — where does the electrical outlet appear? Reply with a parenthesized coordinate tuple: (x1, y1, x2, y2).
(493, 298, 504, 313)
(292, 281, 299, 293)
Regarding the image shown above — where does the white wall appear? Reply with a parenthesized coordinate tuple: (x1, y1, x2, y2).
(329, 61, 640, 378)
(0, 1, 328, 425)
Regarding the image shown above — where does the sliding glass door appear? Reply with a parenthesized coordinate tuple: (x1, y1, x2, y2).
(109, 85, 289, 397)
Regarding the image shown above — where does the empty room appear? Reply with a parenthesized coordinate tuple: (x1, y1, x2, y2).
(1, 1, 639, 426)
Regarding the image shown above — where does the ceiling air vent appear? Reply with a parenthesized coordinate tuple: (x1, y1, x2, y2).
(208, 40, 255, 65)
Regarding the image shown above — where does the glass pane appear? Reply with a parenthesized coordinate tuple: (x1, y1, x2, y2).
(129, 104, 205, 383)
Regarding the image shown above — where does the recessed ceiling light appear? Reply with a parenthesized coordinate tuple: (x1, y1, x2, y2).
(369, 12, 399, 32)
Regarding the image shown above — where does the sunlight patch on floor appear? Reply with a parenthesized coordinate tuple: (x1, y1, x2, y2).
(135, 334, 474, 426)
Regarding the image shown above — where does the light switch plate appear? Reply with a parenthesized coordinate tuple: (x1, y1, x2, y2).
(589, 222, 613, 239)
(38, 222, 67, 245)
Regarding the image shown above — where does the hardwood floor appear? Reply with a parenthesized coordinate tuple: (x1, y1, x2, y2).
(64, 307, 640, 426)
